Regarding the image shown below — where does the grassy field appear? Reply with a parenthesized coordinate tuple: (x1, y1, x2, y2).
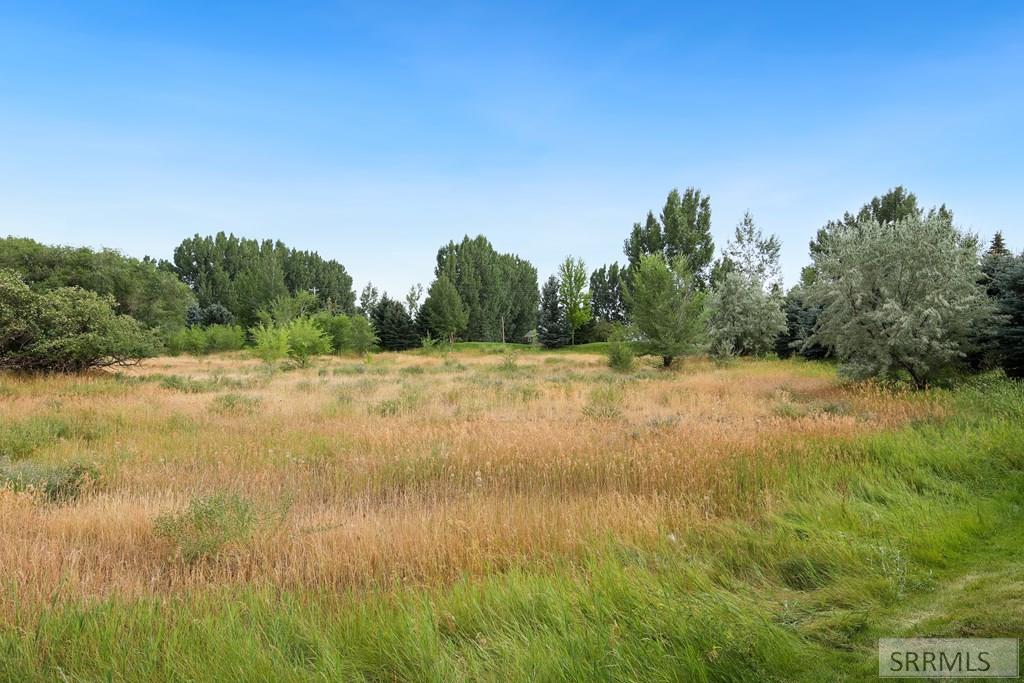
(1, 349, 1021, 681)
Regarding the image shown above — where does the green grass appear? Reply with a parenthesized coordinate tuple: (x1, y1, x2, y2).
(2, 375, 1022, 681)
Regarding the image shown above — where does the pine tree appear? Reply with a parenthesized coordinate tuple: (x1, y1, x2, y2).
(988, 231, 1010, 257)
(370, 296, 420, 351)
(418, 275, 468, 343)
(537, 275, 568, 348)
(991, 256, 1024, 378)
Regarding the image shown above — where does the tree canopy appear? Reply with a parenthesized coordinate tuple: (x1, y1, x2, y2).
(418, 275, 469, 343)
(558, 256, 591, 345)
(169, 232, 355, 326)
(0, 269, 158, 372)
(0, 237, 193, 332)
(624, 255, 706, 367)
(625, 188, 715, 288)
(435, 235, 538, 343)
(806, 214, 988, 387)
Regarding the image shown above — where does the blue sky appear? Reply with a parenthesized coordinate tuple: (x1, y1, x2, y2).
(1, 2, 1022, 296)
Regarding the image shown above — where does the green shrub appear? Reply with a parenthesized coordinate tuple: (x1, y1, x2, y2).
(496, 353, 519, 373)
(251, 324, 290, 363)
(0, 459, 100, 503)
(606, 340, 634, 371)
(344, 315, 378, 354)
(582, 385, 624, 420)
(0, 269, 158, 372)
(167, 327, 208, 356)
(159, 375, 217, 393)
(154, 493, 257, 563)
(369, 387, 421, 417)
(286, 318, 331, 367)
(0, 416, 72, 460)
(204, 325, 246, 352)
(312, 312, 349, 353)
(211, 393, 261, 415)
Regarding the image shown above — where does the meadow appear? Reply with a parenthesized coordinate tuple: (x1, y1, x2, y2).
(1, 347, 1022, 681)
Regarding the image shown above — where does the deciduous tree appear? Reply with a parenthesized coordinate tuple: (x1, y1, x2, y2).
(558, 256, 591, 345)
(806, 214, 989, 387)
(623, 255, 706, 367)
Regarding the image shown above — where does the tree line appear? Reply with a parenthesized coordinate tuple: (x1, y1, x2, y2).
(1, 186, 1022, 386)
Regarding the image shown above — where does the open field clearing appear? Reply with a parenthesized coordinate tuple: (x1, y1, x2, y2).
(2, 349, 1021, 680)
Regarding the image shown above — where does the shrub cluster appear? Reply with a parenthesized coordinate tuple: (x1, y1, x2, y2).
(166, 324, 246, 355)
(0, 269, 158, 372)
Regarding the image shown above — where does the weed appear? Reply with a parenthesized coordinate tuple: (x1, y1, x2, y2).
(582, 385, 624, 420)
(154, 493, 257, 563)
(0, 416, 72, 460)
(606, 341, 634, 372)
(0, 459, 100, 503)
(212, 394, 261, 416)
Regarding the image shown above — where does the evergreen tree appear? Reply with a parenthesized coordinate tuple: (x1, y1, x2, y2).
(987, 231, 1011, 257)
(537, 275, 568, 348)
(370, 295, 420, 351)
(418, 275, 468, 343)
(776, 282, 828, 360)
(991, 256, 1024, 378)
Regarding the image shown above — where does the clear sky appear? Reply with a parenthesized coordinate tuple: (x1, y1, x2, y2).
(2, 1, 1022, 297)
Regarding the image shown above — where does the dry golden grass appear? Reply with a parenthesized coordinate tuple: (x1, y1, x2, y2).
(0, 350, 946, 612)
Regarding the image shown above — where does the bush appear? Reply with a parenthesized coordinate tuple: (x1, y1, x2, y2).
(0, 269, 159, 372)
(154, 493, 257, 563)
(286, 317, 331, 367)
(211, 393, 261, 415)
(582, 385, 624, 419)
(606, 341, 634, 371)
(605, 326, 635, 371)
(0, 459, 100, 503)
(167, 327, 208, 356)
(0, 416, 71, 460)
(344, 315, 377, 354)
(251, 324, 290, 363)
(312, 312, 349, 353)
(706, 271, 786, 357)
(204, 324, 246, 352)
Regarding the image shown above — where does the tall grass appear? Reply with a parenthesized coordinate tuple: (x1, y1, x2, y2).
(0, 352, 1020, 680)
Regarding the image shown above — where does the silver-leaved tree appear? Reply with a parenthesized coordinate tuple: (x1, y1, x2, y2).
(807, 213, 990, 387)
